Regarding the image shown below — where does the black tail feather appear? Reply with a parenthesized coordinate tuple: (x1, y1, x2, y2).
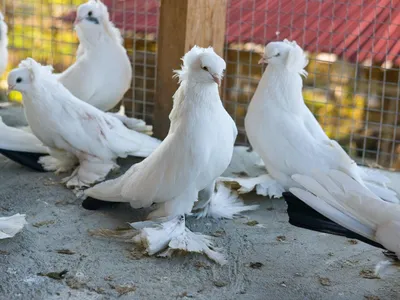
(0, 149, 47, 172)
(283, 192, 385, 250)
(82, 197, 121, 210)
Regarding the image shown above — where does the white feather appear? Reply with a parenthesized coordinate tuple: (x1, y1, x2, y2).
(129, 215, 227, 264)
(192, 183, 259, 219)
(222, 146, 266, 177)
(0, 214, 27, 239)
(218, 174, 285, 198)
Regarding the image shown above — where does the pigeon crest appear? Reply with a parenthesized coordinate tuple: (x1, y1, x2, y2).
(173, 46, 226, 84)
(18, 58, 54, 80)
(283, 39, 309, 77)
(76, 0, 123, 45)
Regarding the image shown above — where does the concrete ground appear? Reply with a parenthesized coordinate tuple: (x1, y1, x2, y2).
(1, 106, 400, 300)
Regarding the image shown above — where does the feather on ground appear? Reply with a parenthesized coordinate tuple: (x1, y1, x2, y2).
(0, 214, 27, 239)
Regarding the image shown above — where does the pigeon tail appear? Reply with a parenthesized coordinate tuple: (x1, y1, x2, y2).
(283, 192, 385, 249)
(107, 112, 153, 135)
(0, 149, 47, 172)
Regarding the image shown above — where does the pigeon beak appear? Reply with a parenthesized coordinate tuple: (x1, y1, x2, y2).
(74, 17, 83, 26)
(258, 57, 266, 64)
(7, 85, 15, 95)
(212, 74, 221, 86)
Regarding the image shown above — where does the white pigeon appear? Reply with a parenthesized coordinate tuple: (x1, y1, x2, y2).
(0, 1, 151, 171)
(59, 0, 131, 112)
(0, 214, 27, 239)
(58, 0, 152, 133)
(0, 12, 8, 76)
(288, 170, 400, 260)
(223, 39, 398, 203)
(85, 46, 257, 263)
(7, 58, 160, 189)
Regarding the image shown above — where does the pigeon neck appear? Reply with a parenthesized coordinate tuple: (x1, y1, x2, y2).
(187, 80, 219, 98)
(21, 85, 49, 120)
(76, 26, 112, 49)
(262, 65, 305, 112)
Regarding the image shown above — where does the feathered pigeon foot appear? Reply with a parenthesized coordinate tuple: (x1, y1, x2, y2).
(218, 174, 285, 198)
(191, 183, 259, 219)
(0, 214, 28, 239)
(63, 161, 118, 191)
(0, 149, 47, 172)
(219, 146, 284, 198)
(222, 146, 266, 178)
(283, 192, 385, 250)
(38, 155, 78, 174)
(89, 215, 227, 264)
(16, 125, 33, 133)
(107, 112, 153, 135)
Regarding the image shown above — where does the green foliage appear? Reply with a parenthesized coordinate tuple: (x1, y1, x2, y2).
(3, 0, 83, 102)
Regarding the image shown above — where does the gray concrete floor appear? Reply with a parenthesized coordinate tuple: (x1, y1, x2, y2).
(1, 105, 400, 300)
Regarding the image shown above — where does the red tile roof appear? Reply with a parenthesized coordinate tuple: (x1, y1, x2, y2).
(61, 0, 400, 65)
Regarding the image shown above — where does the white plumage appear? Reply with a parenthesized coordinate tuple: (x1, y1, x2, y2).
(86, 46, 255, 262)
(86, 46, 237, 217)
(224, 39, 398, 203)
(1, 1, 151, 170)
(0, 214, 27, 239)
(0, 117, 47, 153)
(58, 0, 131, 113)
(58, 0, 152, 133)
(7, 58, 160, 188)
(290, 170, 400, 259)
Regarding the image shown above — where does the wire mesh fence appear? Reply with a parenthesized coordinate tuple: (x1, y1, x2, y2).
(223, 0, 400, 170)
(1, 0, 400, 170)
(3, 0, 159, 124)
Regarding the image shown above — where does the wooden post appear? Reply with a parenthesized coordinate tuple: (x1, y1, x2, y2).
(154, 0, 227, 139)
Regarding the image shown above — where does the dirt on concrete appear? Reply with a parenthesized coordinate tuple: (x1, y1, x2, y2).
(1, 105, 400, 300)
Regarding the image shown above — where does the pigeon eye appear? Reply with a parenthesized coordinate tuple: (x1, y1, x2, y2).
(88, 11, 93, 17)
(275, 53, 280, 57)
(16, 77, 22, 83)
(202, 66, 208, 72)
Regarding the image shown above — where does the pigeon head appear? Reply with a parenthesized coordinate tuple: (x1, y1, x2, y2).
(8, 68, 33, 93)
(75, 0, 107, 28)
(174, 46, 226, 86)
(8, 58, 54, 93)
(259, 39, 308, 76)
(74, 0, 123, 45)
